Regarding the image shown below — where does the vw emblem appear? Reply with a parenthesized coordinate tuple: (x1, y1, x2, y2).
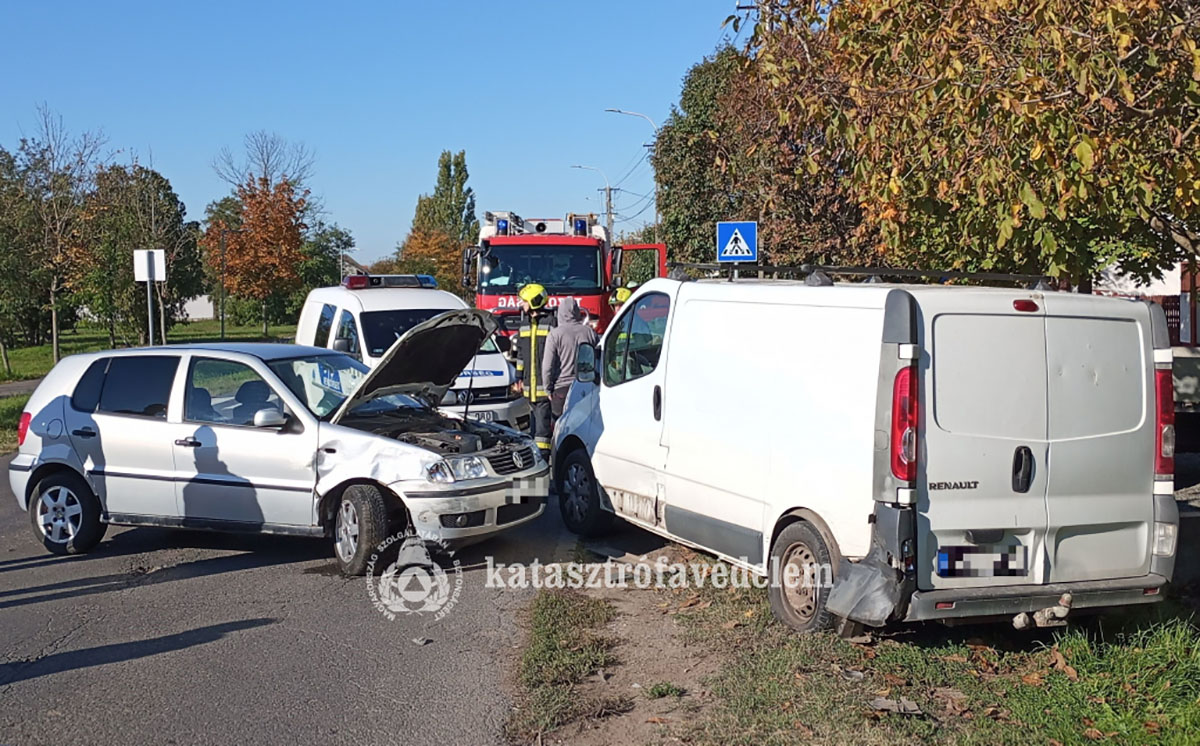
(511, 450, 525, 470)
(457, 390, 472, 404)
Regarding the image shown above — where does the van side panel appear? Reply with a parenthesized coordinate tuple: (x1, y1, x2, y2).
(660, 292, 882, 566)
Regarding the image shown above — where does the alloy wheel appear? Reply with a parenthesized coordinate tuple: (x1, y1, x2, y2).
(335, 499, 360, 563)
(37, 486, 83, 544)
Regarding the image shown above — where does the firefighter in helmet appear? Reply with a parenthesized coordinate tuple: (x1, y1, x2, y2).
(515, 283, 556, 456)
(608, 286, 633, 313)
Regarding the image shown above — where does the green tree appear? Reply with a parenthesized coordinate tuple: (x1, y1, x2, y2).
(750, 0, 1200, 287)
(0, 146, 50, 372)
(72, 164, 204, 345)
(408, 150, 479, 246)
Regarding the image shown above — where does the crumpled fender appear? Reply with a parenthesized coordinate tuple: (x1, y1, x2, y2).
(313, 430, 437, 511)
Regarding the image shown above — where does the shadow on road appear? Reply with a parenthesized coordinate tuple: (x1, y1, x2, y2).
(0, 533, 328, 611)
(0, 618, 277, 686)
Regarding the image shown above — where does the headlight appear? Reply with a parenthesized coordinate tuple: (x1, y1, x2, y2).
(426, 461, 455, 484)
(440, 390, 458, 406)
(447, 455, 488, 480)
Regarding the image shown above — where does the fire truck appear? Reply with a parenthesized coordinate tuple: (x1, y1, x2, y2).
(461, 211, 667, 336)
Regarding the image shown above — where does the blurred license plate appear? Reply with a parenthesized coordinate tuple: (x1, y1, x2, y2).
(467, 411, 495, 422)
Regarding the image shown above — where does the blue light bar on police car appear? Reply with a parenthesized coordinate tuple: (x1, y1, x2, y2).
(497, 218, 509, 235)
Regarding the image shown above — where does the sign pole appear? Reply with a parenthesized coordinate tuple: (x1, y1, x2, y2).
(146, 252, 155, 345)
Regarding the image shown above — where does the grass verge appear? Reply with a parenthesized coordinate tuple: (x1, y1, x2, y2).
(671, 576, 1200, 745)
(0, 320, 296, 382)
(507, 589, 632, 742)
(0, 393, 32, 453)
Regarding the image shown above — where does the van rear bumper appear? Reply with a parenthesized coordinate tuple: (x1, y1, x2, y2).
(904, 574, 1169, 622)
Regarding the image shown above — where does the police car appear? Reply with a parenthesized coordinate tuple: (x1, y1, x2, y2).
(296, 275, 530, 429)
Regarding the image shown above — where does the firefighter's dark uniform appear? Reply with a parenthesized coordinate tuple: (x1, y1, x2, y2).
(515, 309, 556, 456)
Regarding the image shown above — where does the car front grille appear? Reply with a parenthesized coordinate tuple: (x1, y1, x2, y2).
(487, 446, 536, 476)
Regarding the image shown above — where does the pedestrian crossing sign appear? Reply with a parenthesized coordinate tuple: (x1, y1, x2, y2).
(716, 221, 757, 263)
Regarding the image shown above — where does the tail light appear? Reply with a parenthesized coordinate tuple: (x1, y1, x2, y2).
(1155, 368, 1175, 478)
(17, 412, 31, 446)
(891, 365, 919, 482)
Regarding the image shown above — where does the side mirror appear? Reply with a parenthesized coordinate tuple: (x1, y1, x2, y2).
(254, 408, 288, 428)
(576, 342, 597, 384)
(611, 246, 624, 288)
(332, 338, 351, 353)
(494, 335, 511, 354)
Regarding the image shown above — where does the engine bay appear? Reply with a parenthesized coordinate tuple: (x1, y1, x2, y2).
(340, 407, 523, 454)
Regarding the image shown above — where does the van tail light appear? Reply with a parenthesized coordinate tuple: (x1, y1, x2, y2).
(1155, 368, 1175, 479)
(17, 412, 31, 446)
(891, 365, 919, 482)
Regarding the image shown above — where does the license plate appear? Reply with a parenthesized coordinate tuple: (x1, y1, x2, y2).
(467, 410, 495, 422)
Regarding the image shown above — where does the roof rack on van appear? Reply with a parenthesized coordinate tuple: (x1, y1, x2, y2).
(666, 263, 1055, 290)
(342, 274, 439, 289)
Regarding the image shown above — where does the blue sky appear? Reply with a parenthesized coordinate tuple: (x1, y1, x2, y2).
(0, 0, 740, 263)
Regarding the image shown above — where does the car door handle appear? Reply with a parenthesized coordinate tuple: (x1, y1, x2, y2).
(652, 385, 662, 421)
(71, 428, 96, 438)
(175, 437, 200, 448)
(1012, 445, 1034, 493)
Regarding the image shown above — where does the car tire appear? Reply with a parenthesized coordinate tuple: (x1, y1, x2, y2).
(29, 471, 107, 556)
(557, 448, 613, 537)
(767, 520, 835, 634)
(333, 484, 389, 576)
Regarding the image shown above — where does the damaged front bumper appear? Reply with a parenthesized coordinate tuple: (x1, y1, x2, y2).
(396, 467, 549, 547)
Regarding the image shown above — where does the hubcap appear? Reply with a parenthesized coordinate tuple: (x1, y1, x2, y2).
(37, 486, 83, 544)
(782, 542, 820, 623)
(335, 499, 360, 563)
(562, 463, 591, 525)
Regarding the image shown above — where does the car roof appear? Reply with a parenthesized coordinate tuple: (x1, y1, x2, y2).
(304, 285, 467, 313)
(77, 342, 337, 362)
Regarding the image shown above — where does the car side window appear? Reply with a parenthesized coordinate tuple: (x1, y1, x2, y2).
(335, 309, 361, 358)
(97, 356, 180, 419)
(71, 358, 109, 413)
(186, 358, 284, 427)
(604, 293, 670, 387)
(315, 303, 336, 347)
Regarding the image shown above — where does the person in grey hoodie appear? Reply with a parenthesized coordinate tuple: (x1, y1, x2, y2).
(542, 297, 599, 419)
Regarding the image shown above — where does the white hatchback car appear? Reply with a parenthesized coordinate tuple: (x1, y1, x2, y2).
(8, 310, 547, 574)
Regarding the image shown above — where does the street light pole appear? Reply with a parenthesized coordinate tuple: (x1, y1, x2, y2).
(571, 165, 613, 241)
(605, 108, 661, 235)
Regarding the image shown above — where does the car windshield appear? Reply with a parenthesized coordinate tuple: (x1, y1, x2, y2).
(359, 309, 500, 359)
(267, 353, 424, 418)
(478, 244, 602, 294)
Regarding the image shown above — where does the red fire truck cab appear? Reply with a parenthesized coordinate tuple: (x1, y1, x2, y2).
(461, 211, 666, 336)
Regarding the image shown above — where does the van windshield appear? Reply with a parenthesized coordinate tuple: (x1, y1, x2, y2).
(360, 309, 500, 358)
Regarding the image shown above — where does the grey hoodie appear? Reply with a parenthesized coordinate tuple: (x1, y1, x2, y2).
(542, 298, 599, 393)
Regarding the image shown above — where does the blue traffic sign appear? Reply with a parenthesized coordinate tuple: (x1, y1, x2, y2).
(716, 221, 757, 263)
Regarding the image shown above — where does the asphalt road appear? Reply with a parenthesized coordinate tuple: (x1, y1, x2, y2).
(0, 453, 576, 746)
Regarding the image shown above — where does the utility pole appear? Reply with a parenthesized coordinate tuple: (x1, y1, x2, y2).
(603, 185, 614, 242)
(570, 165, 612, 239)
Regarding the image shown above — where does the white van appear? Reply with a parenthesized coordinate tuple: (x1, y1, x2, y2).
(552, 277, 1180, 632)
(297, 275, 529, 428)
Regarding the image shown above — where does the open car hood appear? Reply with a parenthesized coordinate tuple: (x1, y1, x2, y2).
(330, 309, 497, 424)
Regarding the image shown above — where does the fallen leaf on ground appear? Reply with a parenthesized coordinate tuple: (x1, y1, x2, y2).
(1144, 721, 1161, 734)
(870, 696, 923, 716)
(1082, 728, 1104, 741)
(721, 619, 741, 630)
(882, 673, 908, 687)
(938, 654, 969, 664)
(646, 717, 672, 724)
(793, 721, 814, 736)
(932, 687, 969, 715)
(678, 595, 702, 609)
(1050, 647, 1079, 681)
(1022, 672, 1044, 686)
